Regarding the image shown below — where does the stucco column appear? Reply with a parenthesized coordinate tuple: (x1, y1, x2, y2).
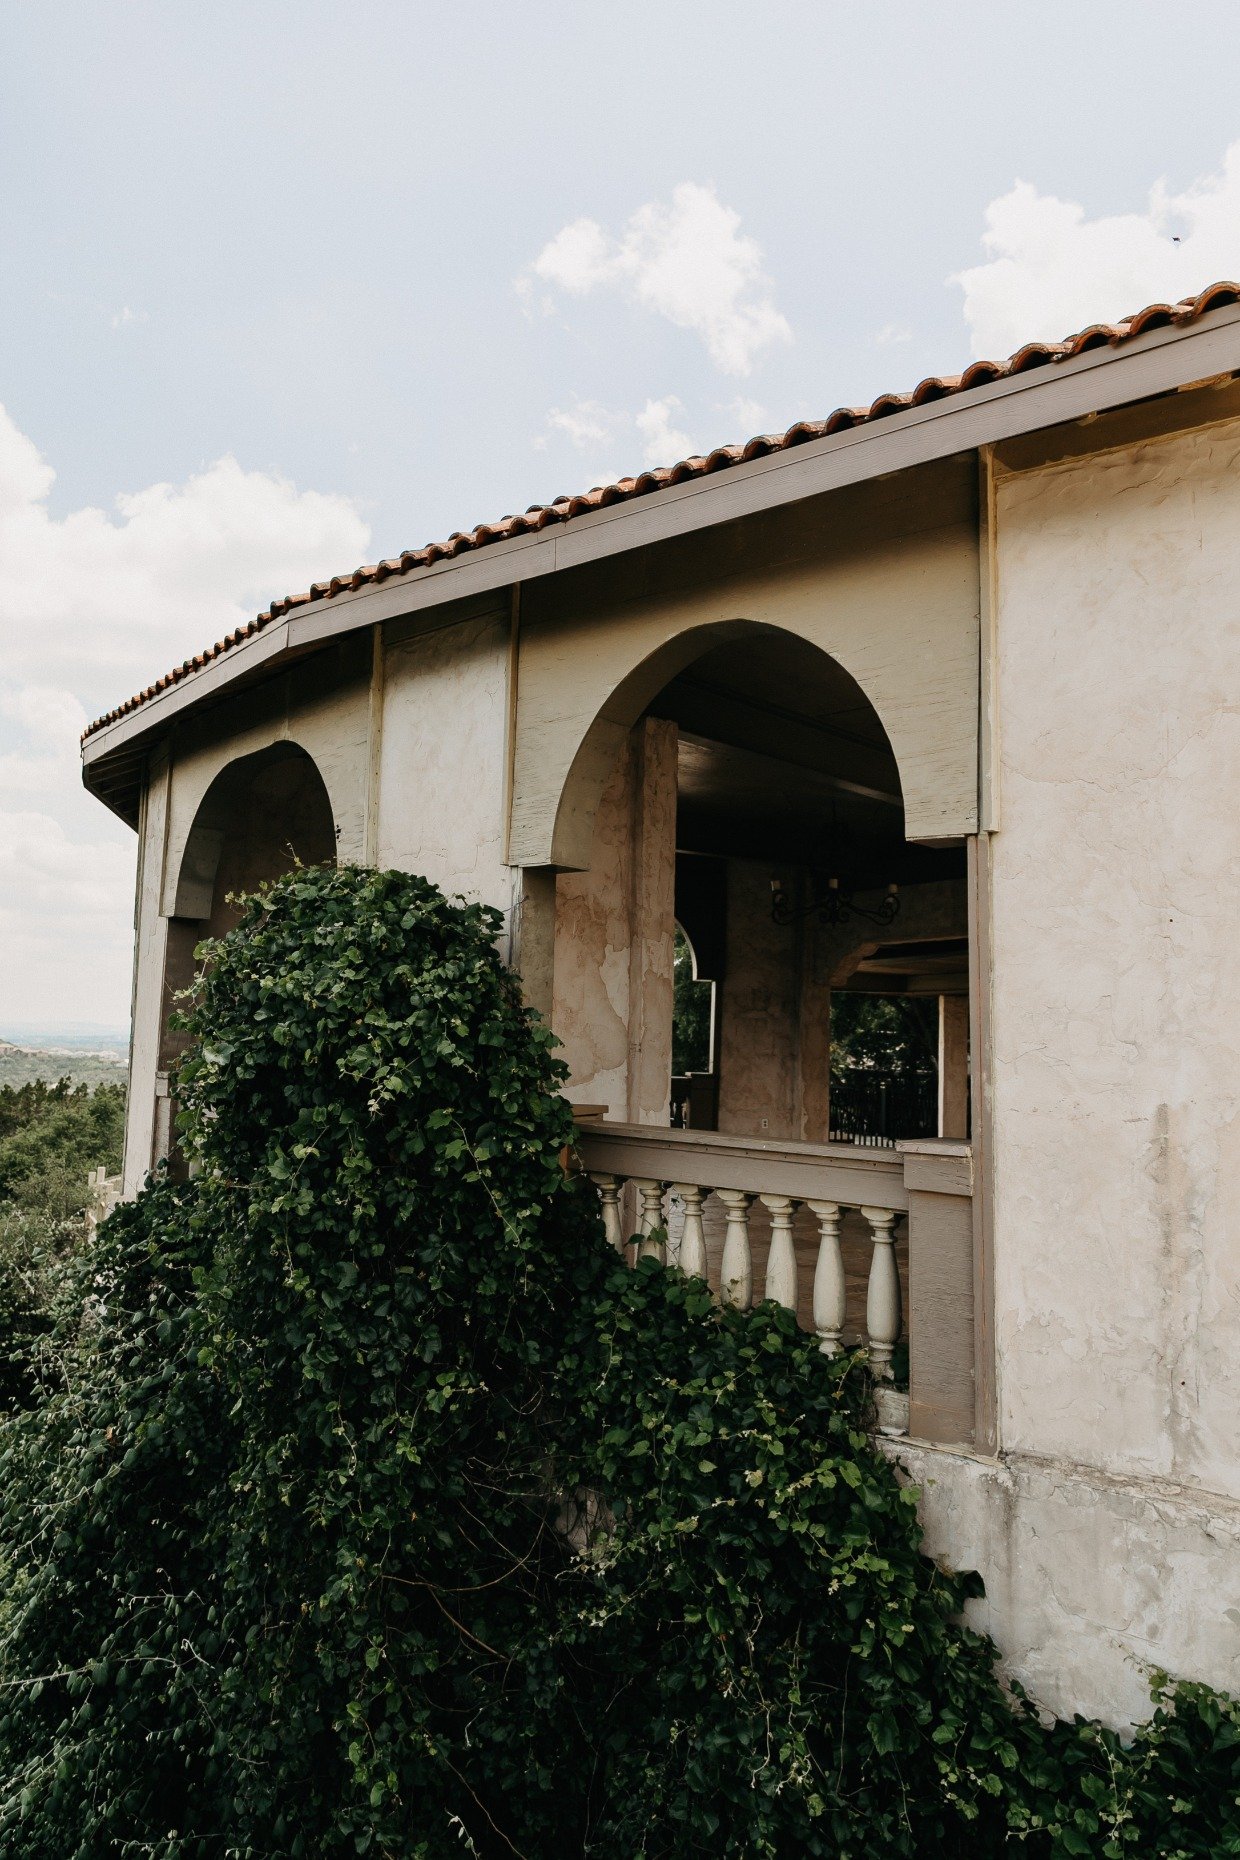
(550, 716, 677, 1122)
(626, 717, 678, 1125)
(716, 859, 801, 1141)
(123, 746, 171, 1196)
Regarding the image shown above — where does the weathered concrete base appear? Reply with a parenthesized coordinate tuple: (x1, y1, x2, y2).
(885, 1437, 1240, 1729)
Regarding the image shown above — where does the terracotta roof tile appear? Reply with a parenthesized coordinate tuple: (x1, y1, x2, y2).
(82, 281, 1240, 742)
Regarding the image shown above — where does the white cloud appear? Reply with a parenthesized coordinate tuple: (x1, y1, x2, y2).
(874, 322, 912, 347)
(0, 687, 90, 806)
(723, 397, 766, 434)
(0, 809, 133, 923)
(543, 399, 620, 451)
(0, 408, 370, 689)
(955, 142, 1240, 358)
(523, 181, 792, 375)
(534, 388, 772, 486)
(634, 396, 695, 467)
(0, 403, 370, 1028)
(536, 391, 704, 476)
(0, 683, 87, 746)
(111, 305, 148, 330)
(0, 808, 135, 1035)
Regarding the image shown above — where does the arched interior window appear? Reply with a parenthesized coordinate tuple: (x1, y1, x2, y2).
(671, 924, 716, 1127)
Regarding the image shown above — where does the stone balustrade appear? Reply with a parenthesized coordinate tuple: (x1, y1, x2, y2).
(574, 1120, 976, 1446)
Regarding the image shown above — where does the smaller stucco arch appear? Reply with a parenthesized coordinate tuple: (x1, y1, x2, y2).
(168, 742, 337, 924)
(153, 741, 338, 1150)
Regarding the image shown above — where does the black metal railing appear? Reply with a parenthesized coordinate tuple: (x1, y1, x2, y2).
(829, 1068, 936, 1148)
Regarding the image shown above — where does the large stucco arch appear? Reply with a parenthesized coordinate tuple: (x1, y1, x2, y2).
(508, 529, 979, 869)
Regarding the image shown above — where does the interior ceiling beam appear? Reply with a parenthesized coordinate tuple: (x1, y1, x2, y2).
(855, 952, 968, 973)
(659, 677, 901, 800)
(677, 729, 903, 810)
(839, 975, 970, 997)
(674, 671, 886, 757)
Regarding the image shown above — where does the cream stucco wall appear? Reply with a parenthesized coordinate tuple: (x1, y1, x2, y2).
(906, 412, 1240, 1725)
(376, 605, 513, 919)
(157, 640, 371, 911)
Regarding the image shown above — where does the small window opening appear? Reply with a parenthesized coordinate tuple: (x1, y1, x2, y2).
(829, 992, 938, 1147)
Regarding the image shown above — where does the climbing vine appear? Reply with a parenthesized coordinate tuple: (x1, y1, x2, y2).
(0, 865, 1236, 1857)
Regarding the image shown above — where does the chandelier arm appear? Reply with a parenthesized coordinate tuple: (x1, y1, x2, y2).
(770, 875, 900, 930)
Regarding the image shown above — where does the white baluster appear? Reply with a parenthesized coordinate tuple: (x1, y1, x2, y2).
(674, 1183, 708, 1281)
(591, 1173, 626, 1256)
(760, 1194, 799, 1311)
(861, 1205, 901, 1379)
(807, 1199, 845, 1354)
(633, 1179, 666, 1264)
(718, 1190, 753, 1308)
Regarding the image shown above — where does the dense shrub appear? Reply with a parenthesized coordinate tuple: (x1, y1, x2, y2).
(0, 1078, 124, 1219)
(0, 1079, 124, 1411)
(0, 867, 1236, 1857)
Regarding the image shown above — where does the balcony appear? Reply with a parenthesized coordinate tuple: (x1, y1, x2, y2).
(574, 1119, 976, 1448)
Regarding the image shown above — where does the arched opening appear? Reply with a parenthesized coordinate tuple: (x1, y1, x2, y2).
(549, 626, 968, 1144)
(153, 744, 337, 1159)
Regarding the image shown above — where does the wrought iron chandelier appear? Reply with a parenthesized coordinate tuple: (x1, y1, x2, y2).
(770, 820, 901, 930)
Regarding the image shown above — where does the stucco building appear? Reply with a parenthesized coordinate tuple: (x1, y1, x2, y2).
(82, 280, 1240, 1728)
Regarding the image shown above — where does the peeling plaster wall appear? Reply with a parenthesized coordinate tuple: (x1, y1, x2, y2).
(991, 418, 1240, 1494)
(376, 609, 512, 917)
(910, 414, 1240, 1726)
(891, 1440, 1240, 1727)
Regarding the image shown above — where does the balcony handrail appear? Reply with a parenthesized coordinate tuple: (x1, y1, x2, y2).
(573, 1119, 910, 1212)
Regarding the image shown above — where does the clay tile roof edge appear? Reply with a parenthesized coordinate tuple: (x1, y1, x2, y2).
(82, 280, 1240, 743)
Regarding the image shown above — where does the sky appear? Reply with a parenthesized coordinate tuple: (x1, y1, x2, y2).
(3, 0, 1240, 1033)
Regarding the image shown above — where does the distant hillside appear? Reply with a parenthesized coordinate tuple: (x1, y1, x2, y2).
(0, 1042, 129, 1090)
(0, 1021, 128, 1052)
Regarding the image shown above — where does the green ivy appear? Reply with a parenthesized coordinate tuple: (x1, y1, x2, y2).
(0, 865, 1236, 1857)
